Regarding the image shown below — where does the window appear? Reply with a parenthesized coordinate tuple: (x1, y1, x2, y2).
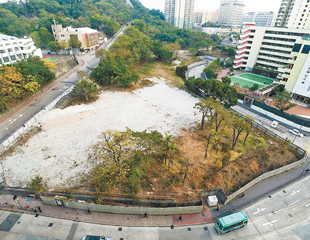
(292, 43, 302, 52)
(302, 45, 310, 54)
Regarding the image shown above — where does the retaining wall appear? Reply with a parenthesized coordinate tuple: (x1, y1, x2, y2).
(224, 157, 307, 204)
(41, 196, 203, 215)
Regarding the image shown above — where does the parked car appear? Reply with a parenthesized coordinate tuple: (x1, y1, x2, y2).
(289, 129, 303, 137)
(82, 236, 113, 240)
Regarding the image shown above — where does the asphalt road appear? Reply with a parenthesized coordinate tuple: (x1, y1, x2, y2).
(0, 26, 126, 146)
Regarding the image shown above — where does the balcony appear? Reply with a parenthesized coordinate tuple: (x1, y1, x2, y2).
(262, 39, 295, 46)
(255, 60, 286, 68)
(259, 50, 292, 59)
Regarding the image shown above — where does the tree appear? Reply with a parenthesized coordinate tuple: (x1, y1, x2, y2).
(72, 79, 98, 101)
(221, 76, 231, 85)
(176, 66, 188, 79)
(243, 115, 254, 146)
(162, 133, 176, 168)
(194, 98, 217, 130)
(232, 116, 246, 150)
(274, 91, 297, 111)
(249, 83, 259, 92)
(205, 130, 218, 158)
(48, 41, 61, 54)
(59, 40, 68, 54)
(25, 175, 46, 193)
(68, 35, 82, 53)
(88, 129, 134, 189)
(213, 104, 230, 132)
(204, 68, 218, 79)
(230, 67, 234, 73)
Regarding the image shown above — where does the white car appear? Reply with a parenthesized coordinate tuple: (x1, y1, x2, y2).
(289, 129, 303, 137)
(82, 236, 113, 240)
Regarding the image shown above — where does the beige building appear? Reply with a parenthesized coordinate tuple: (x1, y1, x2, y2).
(51, 20, 98, 51)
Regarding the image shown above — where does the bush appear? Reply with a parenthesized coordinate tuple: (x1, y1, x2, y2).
(176, 66, 188, 79)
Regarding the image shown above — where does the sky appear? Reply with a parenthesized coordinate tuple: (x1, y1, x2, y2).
(138, 0, 282, 13)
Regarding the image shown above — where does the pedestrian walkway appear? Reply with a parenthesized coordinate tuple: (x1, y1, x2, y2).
(0, 194, 213, 227)
(0, 59, 84, 126)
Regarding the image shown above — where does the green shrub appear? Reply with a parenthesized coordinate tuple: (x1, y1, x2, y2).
(258, 143, 268, 148)
(257, 137, 265, 144)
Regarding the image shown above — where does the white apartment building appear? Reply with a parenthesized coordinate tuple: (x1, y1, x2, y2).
(0, 34, 42, 66)
(218, 0, 245, 27)
(51, 20, 98, 51)
(165, 0, 195, 29)
(275, 0, 310, 29)
(234, 23, 310, 72)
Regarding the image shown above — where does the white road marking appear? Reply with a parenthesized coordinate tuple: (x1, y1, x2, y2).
(288, 200, 299, 207)
(253, 208, 266, 215)
(306, 203, 310, 207)
(256, 232, 277, 240)
(263, 220, 278, 226)
(304, 193, 310, 198)
(249, 218, 263, 225)
(302, 216, 310, 222)
(282, 223, 299, 232)
(291, 190, 300, 196)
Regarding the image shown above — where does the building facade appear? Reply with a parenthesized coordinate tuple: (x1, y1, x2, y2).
(234, 23, 310, 98)
(274, 0, 310, 29)
(218, 0, 245, 27)
(0, 34, 42, 66)
(51, 21, 98, 51)
(165, 0, 195, 29)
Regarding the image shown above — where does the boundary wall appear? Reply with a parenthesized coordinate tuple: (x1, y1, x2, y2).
(41, 196, 203, 215)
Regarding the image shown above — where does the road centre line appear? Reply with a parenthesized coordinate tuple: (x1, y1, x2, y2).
(304, 193, 310, 198)
(288, 200, 299, 207)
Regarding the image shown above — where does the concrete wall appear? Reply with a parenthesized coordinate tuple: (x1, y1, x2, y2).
(41, 196, 203, 215)
(224, 157, 307, 204)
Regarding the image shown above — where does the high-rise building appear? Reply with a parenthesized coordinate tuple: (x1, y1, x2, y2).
(165, 0, 195, 29)
(194, 10, 210, 25)
(275, 0, 310, 29)
(242, 12, 275, 27)
(218, 0, 245, 27)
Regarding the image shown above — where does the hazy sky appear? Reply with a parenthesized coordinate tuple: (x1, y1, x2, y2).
(138, 0, 282, 13)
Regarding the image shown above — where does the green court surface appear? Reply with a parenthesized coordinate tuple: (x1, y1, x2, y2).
(45, 57, 63, 62)
(231, 73, 274, 88)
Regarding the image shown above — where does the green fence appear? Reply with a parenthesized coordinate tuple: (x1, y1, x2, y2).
(237, 93, 310, 128)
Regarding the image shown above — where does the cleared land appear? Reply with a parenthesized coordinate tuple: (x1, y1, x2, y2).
(0, 77, 200, 189)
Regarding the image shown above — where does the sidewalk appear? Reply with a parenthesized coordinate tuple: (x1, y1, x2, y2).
(0, 194, 214, 227)
(0, 59, 84, 126)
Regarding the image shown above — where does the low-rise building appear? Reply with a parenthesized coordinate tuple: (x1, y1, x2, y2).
(0, 34, 42, 66)
(51, 20, 98, 51)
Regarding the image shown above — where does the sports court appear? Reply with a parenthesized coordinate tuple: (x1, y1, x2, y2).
(231, 73, 274, 88)
(44, 56, 63, 62)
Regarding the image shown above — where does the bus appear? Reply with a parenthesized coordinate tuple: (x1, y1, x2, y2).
(214, 211, 248, 234)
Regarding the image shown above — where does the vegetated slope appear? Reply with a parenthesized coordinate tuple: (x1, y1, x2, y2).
(0, 0, 216, 50)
